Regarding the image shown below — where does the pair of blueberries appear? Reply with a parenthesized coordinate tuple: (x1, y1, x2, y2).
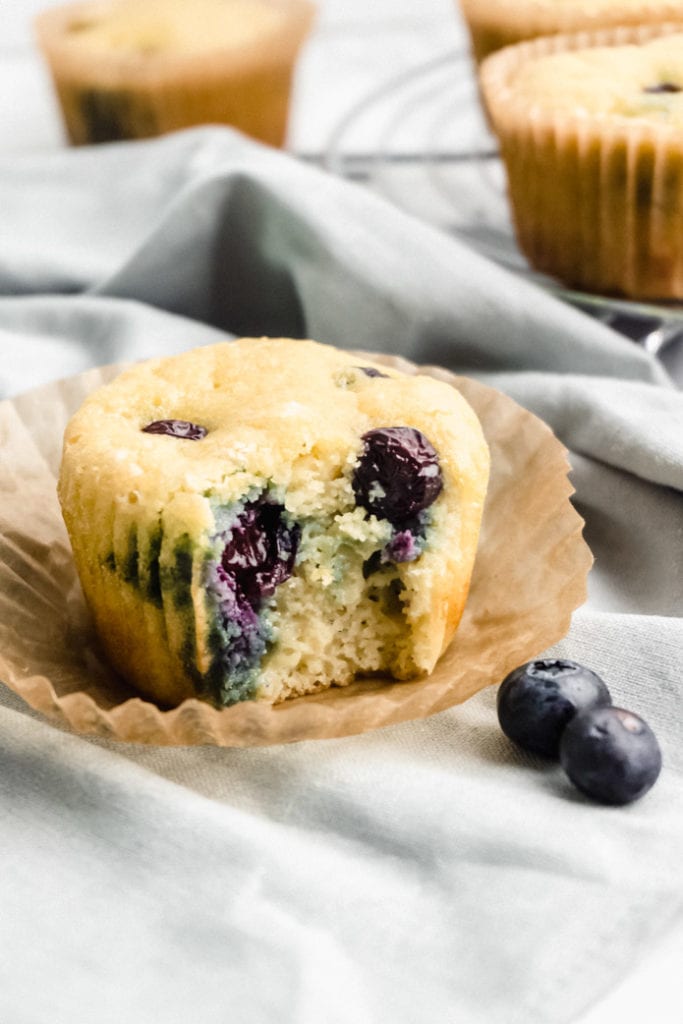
(497, 659, 662, 805)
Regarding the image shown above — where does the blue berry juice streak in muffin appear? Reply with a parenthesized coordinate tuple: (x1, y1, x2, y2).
(355, 366, 389, 378)
(139, 424, 298, 703)
(202, 496, 300, 705)
(560, 706, 662, 805)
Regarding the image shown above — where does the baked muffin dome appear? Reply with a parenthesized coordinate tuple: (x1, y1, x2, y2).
(34, 0, 315, 147)
(481, 24, 683, 298)
(498, 31, 683, 121)
(58, 338, 490, 708)
(458, 0, 683, 63)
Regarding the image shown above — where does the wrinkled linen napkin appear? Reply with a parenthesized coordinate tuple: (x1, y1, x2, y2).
(0, 127, 681, 1024)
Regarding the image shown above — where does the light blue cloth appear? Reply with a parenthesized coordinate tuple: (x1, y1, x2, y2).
(0, 128, 681, 1024)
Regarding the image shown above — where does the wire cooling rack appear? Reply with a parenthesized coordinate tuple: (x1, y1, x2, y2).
(318, 49, 683, 366)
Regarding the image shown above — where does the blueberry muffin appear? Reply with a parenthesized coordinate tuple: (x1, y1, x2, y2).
(34, 0, 315, 147)
(458, 0, 683, 63)
(58, 338, 490, 708)
(481, 24, 683, 298)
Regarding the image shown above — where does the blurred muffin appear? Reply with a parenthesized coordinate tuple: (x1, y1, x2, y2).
(459, 0, 683, 63)
(481, 24, 683, 299)
(34, 0, 315, 147)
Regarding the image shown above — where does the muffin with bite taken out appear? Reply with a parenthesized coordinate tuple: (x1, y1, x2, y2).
(58, 338, 490, 708)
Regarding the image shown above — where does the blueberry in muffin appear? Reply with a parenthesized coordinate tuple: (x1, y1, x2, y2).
(458, 0, 683, 63)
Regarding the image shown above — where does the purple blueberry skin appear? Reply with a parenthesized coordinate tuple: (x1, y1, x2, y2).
(219, 501, 299, 609)
(352, 426, 443, 526)
(142, 419, 207, 440)
(356, 366, 389, 378)
(384, 529, 420, 563)
(497, 659, 612, 759)
(560, 706, 662, 805)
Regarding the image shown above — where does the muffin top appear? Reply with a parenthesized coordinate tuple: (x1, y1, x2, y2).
(52, 0, 288, 58)
(60, 338, 487, 523)
(503, 32, 683, 124)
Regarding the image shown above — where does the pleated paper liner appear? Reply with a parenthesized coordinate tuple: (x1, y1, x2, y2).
(481, 22, 683, 299)
(0, 353, 592, 746)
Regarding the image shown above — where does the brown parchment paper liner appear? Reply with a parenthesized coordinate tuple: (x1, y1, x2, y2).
(34, 0, 316, 147)
(458, 0, 683, 63)
(481, 23, 683, 299)
(0, 354, 592, 746)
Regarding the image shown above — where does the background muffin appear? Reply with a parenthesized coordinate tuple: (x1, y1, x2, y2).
(481, 23, 683, 299)
(34, 0, 315, 147)
(459, 0, 683, 63)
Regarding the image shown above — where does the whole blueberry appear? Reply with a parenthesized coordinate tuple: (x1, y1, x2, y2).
(221, 501, 299, 607)
(497, 659, 612, 759)
(352, 426, 443, 526)
(384, 528, 420, 563)
(560, 706, 662, 805)
(142, 418, 207, 440)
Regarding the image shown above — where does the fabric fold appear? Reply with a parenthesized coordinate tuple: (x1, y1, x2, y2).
(0, 126, 672, 385)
